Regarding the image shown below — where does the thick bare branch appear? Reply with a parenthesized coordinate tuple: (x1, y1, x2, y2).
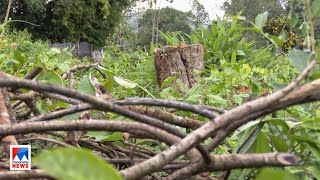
(0, 78, 210, 163)
(121, 57, 319, 179)
(168, 153, 299, 179)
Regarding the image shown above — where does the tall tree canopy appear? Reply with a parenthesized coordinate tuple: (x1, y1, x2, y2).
(137, 7, 192, 48)
(0, 0, 131, 48)
(223, 0, 286, 21)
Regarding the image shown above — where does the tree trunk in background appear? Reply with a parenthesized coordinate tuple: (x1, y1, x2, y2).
(153, 44, 204, 93)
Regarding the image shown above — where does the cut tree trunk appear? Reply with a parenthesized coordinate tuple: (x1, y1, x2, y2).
(153, 44, 204, 93)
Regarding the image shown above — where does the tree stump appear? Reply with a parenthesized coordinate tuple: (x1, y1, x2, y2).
(153, 44, 204, 92)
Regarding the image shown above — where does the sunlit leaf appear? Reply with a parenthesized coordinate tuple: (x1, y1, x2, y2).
(255, 11, 269, 29)
(38, 71, 63, 85)
(114, 76, 137, 89)
(307, 166, 320, 179)
(77, 75, 96, 95)
(13, 50, 26, 64)
(301, 118, 320, 130)
(34, 148, 122, 180)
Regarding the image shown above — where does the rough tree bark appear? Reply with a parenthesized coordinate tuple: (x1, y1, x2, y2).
(153, 44, 204, 92)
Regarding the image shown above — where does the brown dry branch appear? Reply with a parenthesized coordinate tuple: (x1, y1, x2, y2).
(120, 51, 318, 179)
(0, 169, 54, 179)
(168, 153, 299, 179)
(0, 77, 210, 163)
(115, 98, 221, 119)
(0, 120, 201, 162)
(0, 76, 17, 156)
(18, 136, 73, 147)
(126, 106, 204, 129)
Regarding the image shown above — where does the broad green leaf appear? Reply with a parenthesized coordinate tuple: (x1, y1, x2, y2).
(301, 118, 320, 130)
(13, 50, 26, 64)
(307, 166, 320, 179)
(255, 132, 271, 153)
(288, 11, 298, 27)
(255, 11, 269, 29)
(256, 168, 297, 180)
(206, 94, 228, 107)
(38, 71, 63, 85)
(306, 142, 320, 161)
(97, 65, 116, 76)
(34, 148, 122, 180)
(299, 22, 309, 36)
(311, 0, 320, 17)
(268, 134, 289, 152)
(114, 76, 137, 89)
(77, 75, 96, 95)
(288, 49, 309, 73)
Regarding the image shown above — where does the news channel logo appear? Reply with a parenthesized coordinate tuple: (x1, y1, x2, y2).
(10, 145, 31, 170)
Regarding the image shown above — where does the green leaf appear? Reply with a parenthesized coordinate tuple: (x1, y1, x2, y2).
(176, 79, 188, 93)
(299, 22, 309, 36)
(13, 50, 26, 64)
(255, 11, 269, 29)
(269, 35, 284, 47)
(301, 118, 320, 130)
(206, 94, 228, 107)
(268, 134, 289, 152)
(288, 11, 298, 27)
(114, 76, 137, 89)
(307, 166, 320, 179)
(288, 49, 309, 73)
(236, 50, 246, 56)
(34, 148, 122, 180)
(255, 132, 271, 153)
(77, 75, 96, 95)
(305, 142, 320, 161)
(102, 132, 123, 142)
(38, 71, 63, 85)
(290, 135, 320, 146)
(87, 131, 111, 141)
(256, 168, 297, 180)
(231, 51, 237, 63)
(311, 0, 320, 17)
(185, 94, 202, 103)
(161, 77, 175, 88)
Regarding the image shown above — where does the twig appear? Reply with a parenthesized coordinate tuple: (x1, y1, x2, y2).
(18, 136, 73, 147)
(0, 78, 210, 163)
(0, 169, 54, 179)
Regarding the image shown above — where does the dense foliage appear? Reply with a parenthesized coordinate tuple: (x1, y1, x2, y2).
(0, 0, 320, 179)
(0, 0, 131, 48)
(137, 7, 192, 48)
